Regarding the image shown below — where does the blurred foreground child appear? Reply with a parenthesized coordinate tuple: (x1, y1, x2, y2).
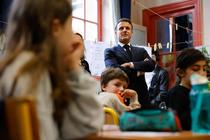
(0, 0, 103, 139)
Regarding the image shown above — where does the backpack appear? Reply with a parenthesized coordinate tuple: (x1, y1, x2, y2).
(119, 108, 182, 132)
(190, 83, 210, 133)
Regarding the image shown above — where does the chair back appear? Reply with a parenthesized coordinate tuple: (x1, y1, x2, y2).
(103, 107, 119, 125)
(1, 96, 40, 140)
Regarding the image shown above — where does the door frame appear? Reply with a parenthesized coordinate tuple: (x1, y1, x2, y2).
(143, 0, 202, 47)
(143, 0, 202, 89)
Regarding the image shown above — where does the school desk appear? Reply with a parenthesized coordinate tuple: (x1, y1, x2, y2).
(86, 125, 210, 140)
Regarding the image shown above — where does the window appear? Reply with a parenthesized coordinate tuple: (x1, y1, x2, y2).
(72, 0, 102, 41)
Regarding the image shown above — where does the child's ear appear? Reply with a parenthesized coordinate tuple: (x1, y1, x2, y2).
(176, 68, 186, 78)
(101, 84, 106, 91)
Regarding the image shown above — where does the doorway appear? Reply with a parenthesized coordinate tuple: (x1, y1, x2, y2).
(143, 0, 202, 88)
(155, 13, 193, 53)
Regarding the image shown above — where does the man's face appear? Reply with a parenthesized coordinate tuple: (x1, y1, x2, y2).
(115, 21, 133, 44)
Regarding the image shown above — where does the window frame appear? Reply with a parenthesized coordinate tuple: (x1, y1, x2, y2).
(72, 0, 102, 41)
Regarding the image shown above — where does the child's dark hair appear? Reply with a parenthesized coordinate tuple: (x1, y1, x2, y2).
(100, 68, 129, 91)
(176, 48, 206, 70)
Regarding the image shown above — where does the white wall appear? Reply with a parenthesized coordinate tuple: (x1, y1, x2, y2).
(203, 0, 210, 46)
(102, 0, 184, 43)
(131, 0, 183, 25)
(102, 0, 115, 44)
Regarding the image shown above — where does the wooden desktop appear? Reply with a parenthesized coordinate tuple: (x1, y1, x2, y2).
(86, 125, 210, 140)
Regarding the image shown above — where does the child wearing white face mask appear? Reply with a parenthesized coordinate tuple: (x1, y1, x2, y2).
(168, 48, 207, 130)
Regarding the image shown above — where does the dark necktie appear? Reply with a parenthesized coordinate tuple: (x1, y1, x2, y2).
(123, 44, 132, 59)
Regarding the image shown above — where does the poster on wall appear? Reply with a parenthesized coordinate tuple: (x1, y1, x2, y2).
(84, 41, 110, 76)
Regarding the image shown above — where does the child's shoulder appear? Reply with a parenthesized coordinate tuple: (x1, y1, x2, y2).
(98, 92, 123, 105)
(99, 92, 117, 98)
(168, 85, 190, 96)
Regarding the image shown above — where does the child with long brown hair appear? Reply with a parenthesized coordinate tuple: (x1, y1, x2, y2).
(0, 0, 103, 139)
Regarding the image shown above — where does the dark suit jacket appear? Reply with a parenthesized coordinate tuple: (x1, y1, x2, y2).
(148, 65, 169, 107)
(104, 45, 155, 107)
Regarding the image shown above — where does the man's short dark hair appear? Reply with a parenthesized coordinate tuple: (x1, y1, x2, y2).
(115, 18, 133, 31)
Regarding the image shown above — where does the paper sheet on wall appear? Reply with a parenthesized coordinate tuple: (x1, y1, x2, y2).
(84, 41, 109, 76)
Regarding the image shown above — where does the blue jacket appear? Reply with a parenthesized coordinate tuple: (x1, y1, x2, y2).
(148, 65, 169, 107)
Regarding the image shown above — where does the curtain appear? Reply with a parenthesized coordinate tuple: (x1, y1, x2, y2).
(0, 0, 12, 31)
(111, 0, 121, 43)
(119, 0, 131, 19)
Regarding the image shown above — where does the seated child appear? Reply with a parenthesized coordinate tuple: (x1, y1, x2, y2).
(98, 68, 141, 115)
(168, 48, 207, 130)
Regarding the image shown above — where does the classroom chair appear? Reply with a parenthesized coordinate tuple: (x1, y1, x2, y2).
(2, 96, 40, 140)
(103, 107, 119, 125)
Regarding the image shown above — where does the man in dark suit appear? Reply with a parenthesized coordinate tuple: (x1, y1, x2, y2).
(104, 18, 155, 108)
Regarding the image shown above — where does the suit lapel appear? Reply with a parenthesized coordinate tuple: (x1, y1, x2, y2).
(116, 45, 131, 60)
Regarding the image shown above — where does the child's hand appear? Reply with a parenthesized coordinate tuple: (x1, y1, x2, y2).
(121, 89, 140, 108)
(125, 106, 132, 111)
(64, 36, 84, 71)
(130, 102, 141, 109)
(120, 89, 137, 98)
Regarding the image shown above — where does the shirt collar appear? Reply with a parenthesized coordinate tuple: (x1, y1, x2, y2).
(118, 42, 131, 48)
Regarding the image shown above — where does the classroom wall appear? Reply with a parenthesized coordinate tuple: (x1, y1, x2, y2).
(102, 0, 115, 44)
(203, 0, 210, 46)
(131, 0, 183, 25)
(131, 0, 210, 46)
(102, 0, 186, 45)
